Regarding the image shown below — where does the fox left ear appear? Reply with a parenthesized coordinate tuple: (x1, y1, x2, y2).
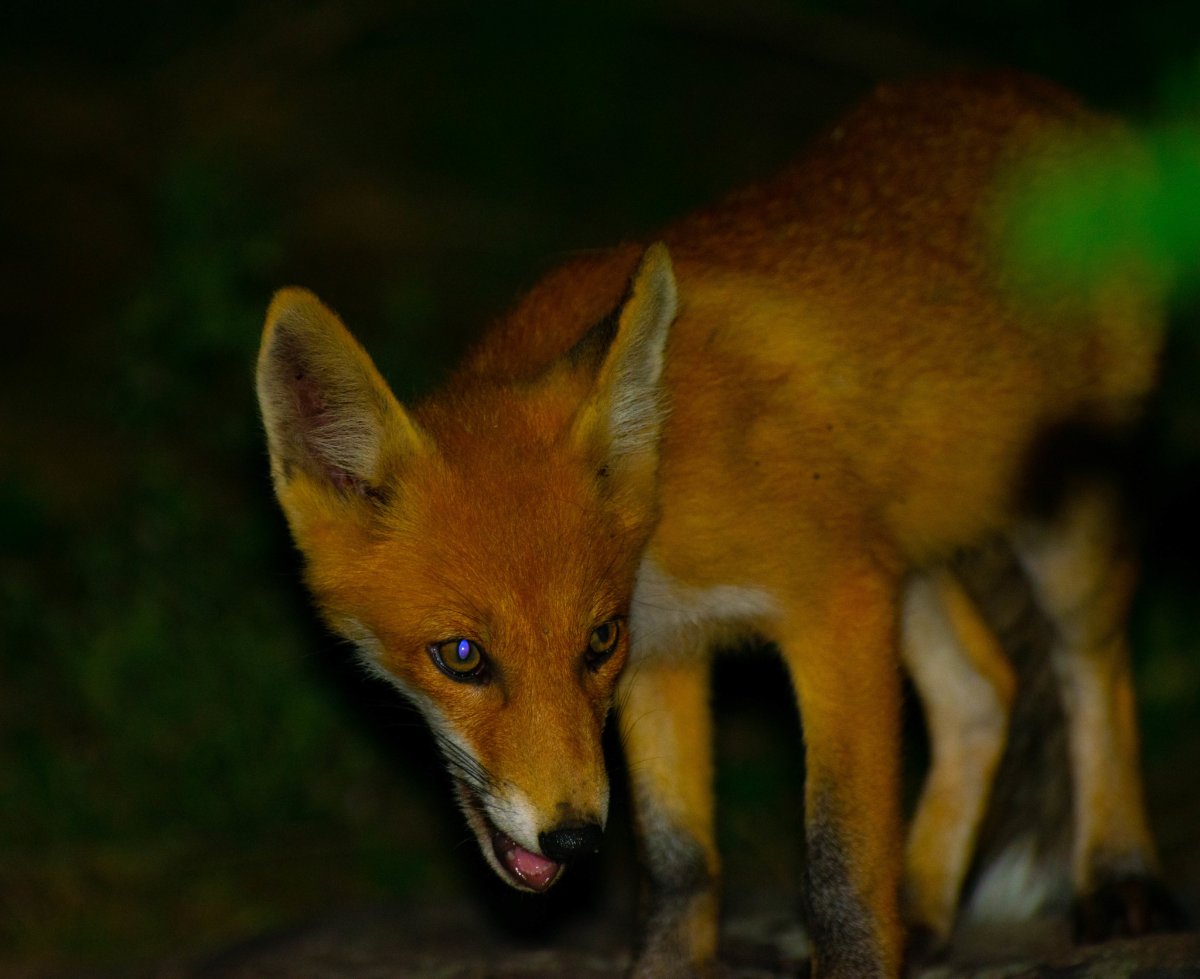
(256, 288, 428, 509)
(571, 242, 678, 498)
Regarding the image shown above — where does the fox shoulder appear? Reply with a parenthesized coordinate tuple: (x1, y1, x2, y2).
(462, 243, 645, 380)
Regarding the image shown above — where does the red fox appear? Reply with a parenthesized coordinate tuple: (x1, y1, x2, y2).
(256, 73, 1178, 977)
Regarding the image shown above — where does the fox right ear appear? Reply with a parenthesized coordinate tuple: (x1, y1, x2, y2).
(569, 243, 677, 502)
(256, 288, 427, 503)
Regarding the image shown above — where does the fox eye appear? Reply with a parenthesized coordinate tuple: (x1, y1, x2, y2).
(585, 619, 621, 669)
(430, 638, 487, 682)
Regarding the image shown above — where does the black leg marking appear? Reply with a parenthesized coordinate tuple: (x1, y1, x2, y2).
(632, 807, 718, 977)
(804, 798, 888, 978)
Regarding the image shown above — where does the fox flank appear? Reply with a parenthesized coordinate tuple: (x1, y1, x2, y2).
(257, 74, 1180, 978)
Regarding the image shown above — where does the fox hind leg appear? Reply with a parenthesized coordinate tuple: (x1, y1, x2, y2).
(1012, 486, 1187, 940)
(901, 568, 1017, 956)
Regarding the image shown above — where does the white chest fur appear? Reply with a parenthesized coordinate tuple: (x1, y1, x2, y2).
(628, 558, 779, 661)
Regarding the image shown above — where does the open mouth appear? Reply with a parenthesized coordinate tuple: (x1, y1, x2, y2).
(490, 826, 562, 892)
(455, 780, 564, 893)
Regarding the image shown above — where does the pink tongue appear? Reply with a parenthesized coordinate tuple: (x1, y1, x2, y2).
(493, 831, 561, 891)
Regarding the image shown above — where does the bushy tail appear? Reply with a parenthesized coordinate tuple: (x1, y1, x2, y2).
(950, 542, 1074, 925)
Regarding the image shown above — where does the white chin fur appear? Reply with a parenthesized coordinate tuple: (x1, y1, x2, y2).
(453, 779, 557, 894)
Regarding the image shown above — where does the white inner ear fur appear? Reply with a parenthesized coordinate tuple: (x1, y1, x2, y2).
(603, 242, 678, 460)
(257, 289, 402, 486)
(297, 354, 388, 480)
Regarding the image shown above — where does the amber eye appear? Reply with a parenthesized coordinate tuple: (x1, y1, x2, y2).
(585, 620, 621, 669)
(430, 638, 487, 682)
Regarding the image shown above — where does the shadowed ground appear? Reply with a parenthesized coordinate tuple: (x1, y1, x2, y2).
(149, 905, 1200, 978)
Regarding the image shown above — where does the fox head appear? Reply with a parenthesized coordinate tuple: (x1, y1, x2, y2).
(256, 245, 677, 892)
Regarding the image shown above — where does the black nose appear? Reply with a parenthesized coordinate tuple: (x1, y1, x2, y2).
(538, 822, 603, 862)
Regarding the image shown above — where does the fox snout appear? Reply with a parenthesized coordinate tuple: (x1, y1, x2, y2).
(452, 769, 609, 893)
(429, 689, 612, 893)
(539, 821, 604, 861)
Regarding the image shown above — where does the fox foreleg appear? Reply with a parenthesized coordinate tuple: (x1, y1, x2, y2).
(780, 566, 906, 979)
(618, 656, 720, 978)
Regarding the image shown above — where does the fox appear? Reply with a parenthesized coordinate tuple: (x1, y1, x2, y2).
(255, 73, 1180, 977)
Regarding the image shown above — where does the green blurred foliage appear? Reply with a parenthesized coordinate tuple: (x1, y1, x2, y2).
(0, 157, 450, 964)
(1000, 116, 1200, 305)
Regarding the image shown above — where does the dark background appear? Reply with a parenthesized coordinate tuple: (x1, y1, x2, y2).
(2, 1, 1199, 974)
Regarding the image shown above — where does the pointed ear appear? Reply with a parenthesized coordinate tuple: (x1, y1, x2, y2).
(571, 242, 678, 493)
(256, 288, 427, 504)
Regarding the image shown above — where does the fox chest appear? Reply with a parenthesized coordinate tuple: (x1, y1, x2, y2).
(628, 557, 779, 661)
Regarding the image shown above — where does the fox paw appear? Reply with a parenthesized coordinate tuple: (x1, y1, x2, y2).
(1073, 875, 1190, 943)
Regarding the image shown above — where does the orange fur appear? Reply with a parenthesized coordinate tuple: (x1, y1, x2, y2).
(257, 74, 1170, 978)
